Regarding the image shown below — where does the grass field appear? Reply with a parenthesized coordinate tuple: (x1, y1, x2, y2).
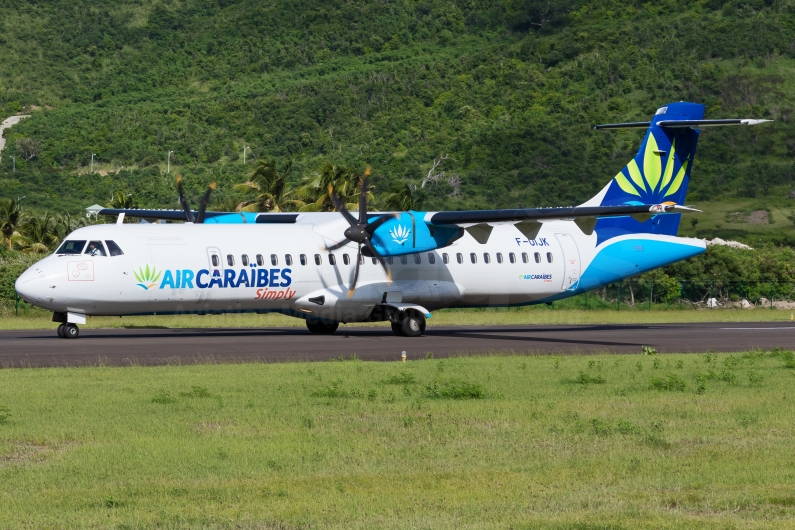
(2, 304, 794, 331)
(1, 351, 794, 528)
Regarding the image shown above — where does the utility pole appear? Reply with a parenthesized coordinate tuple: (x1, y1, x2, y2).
(90, 153, 96, 173)
(243, 146, 249, 165)
(11, 155, 15, 173)
(167, 151, 173, 173)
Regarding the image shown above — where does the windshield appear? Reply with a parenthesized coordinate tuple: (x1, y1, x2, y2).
(56, 240, 87, 255)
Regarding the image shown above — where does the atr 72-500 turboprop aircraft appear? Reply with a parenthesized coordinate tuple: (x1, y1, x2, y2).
(16, 102, 771, 339)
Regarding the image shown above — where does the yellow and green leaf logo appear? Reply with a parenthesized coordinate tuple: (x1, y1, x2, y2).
(613, 133, 689, 202)
(134, 265, 162, 290)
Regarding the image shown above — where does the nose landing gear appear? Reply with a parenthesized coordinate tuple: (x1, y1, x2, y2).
(56, 323, 79, 339)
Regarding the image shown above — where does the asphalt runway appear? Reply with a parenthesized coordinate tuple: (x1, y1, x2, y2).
(0, 322, 794, 368)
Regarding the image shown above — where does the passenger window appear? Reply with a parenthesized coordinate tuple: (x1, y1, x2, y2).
(509, 252, 516, 264)
(387, 256, 394, 265)
(57, 240, 87, 255)
(84, 241, 106, 256)
(414, 254, 421, 265)
(329, 254, 336, 265)
(271, 254, 278, 266)
(428, 253, 435, 264)
(285, 254, 293, 266)
(241, 254, 249, 266)
(343, 254, 350, 265)
(359, 254, 365, 265)
(535, 252, 541, 263)
(300, 254, 307, 265)
(470, 253, 477, 264)
(496, 253, 503, 264)
(105, 240, 124, 256)
(227, 254, 235, 266)
(314, 254, 322, 265)
(256, 254, 264, 266)
(399, 255, 407, 265)
(456, 253, 463, 264)
(547, 252, 553, 263)
(212, 255, 220, 267)
(442, 253, 449, 264)
(483, 253, 490, 264)
(522, 252, 529, 264)
(372, 258, 377, 265)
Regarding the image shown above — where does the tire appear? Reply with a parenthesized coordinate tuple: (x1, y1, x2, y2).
(391, 322, 404, 336)
(65, 324, 79, 339)
(401, 312, 425, 338)
(306, 318, 339, 334)
(57, 324, 66, 338)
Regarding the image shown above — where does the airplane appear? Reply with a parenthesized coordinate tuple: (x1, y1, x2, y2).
(15, 102, 771, 339)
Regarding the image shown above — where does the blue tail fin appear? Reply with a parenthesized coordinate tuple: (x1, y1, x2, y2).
(588, 102, 704, 243)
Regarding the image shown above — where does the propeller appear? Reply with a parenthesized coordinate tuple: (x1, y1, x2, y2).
(175, 174, 216, 224)
(327, 167, 397, 297)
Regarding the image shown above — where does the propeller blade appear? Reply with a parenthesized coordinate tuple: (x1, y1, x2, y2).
(326, 238, 352, 251)
(364, 239, 391, 284)
(196, 182, 216, 224)
(347, 245, 362, 298)
(175, 174, 196, 223)
(327, 183, 357, 226)
(364, 213, 398, 235)
(358, 166, 370, 225)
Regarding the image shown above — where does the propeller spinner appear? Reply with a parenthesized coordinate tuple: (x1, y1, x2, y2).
(176, 174, 216, 224)
(327, 167, 396, 297)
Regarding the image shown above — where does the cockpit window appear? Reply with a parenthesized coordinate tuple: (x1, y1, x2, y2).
(85, 241, 107, 256)
(105, 240, 124, 256)
(56, 240, 86, 255)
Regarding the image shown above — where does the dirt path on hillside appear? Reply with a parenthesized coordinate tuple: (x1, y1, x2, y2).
(0, 115, 31, 155)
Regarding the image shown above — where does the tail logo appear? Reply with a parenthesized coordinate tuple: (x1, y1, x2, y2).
(613, 133, 689, 202)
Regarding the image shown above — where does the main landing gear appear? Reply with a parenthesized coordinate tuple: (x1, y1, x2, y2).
(57, 323, 79, 339)
(306, 318, 340, 335)
(391, 311, 426, 338)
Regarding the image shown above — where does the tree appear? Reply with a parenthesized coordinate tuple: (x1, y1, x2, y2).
(18, 213, 59, 253)
(0, 198, 26, 250)
(382, 182, 422, 211)
(53, 212, 87, 241)
(15, 138, 41, 161)
(297, 162, 375, 212)
(108, 192, 137, 223)
(233, 159, 305, 212)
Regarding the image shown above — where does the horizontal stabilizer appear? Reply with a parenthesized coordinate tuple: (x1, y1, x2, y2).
(595, 119, 772, 130)
(429, 203, 695, 225)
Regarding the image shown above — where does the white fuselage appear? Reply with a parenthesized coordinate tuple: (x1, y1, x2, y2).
(15, 213, 705, 323)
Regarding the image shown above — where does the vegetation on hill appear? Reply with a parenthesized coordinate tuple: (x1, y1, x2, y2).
(0, 0, 794, 237)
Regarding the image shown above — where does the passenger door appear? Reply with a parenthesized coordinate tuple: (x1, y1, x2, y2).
(555, 233, 581, 291)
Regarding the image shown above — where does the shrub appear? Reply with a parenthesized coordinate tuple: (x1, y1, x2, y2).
(642, 346, 658, 355)
(590, 418, 612, 436)
(577, 372, 606, 385)
(151, 391, 176, 404)
(310, 381, 350, 398)
(180, 386, 211, 398)
(649, 373, 686, 392)
(0, 405, 10, 424)
(748, 372, 764, 387)
(425, 379, 484, 399)
(382, 371, 416, 385)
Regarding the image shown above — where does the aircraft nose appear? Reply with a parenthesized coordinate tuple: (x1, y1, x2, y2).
(15, 264, 50, 305)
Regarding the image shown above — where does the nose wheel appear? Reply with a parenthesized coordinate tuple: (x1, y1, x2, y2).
(57, 323, 79, 339)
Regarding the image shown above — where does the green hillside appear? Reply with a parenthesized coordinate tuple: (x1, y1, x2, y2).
(1, 0, 795, 243)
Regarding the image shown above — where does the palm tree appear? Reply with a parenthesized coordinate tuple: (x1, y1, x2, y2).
(297, 162, 375, 212)
(18, 213, 59, 254)
(0, 197, 26, 250)
(234, 159, 305, 212)
(53, 212, 87, 241)
(382, 182, 422, 211)
(108, 192, 136, 223)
